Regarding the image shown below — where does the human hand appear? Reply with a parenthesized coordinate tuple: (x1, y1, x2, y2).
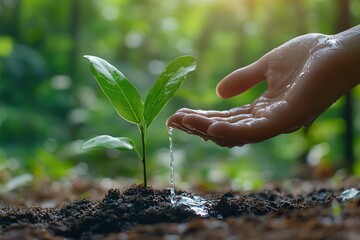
(167, 32, 358, 147)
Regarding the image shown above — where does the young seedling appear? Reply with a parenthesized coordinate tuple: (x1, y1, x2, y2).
(81, 55, 196, 188)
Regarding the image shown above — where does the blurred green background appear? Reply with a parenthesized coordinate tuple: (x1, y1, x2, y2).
(1, 0, 359, 191)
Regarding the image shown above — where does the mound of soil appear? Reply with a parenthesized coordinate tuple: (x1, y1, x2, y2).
(1, 182, 360, 239)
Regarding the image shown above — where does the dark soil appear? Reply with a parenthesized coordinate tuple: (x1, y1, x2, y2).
(1, 180, 360, 239)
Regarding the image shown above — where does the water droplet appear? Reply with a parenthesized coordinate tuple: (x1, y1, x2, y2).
(217, 214, 224, 219)
(340, 188, 360, 201)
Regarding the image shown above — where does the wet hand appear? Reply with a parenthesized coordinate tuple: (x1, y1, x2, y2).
(167, 33, 356, 147)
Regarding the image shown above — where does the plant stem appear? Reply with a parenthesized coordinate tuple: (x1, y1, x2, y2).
(140, 125, 147, 188)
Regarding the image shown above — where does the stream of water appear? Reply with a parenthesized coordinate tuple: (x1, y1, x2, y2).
(167, 127, 177, 205)
(167, 127, 209, 217)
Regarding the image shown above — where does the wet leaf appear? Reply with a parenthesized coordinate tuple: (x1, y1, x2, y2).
(84, 55, 144, 124)
(81, 135, 134, 151)
(144, 56, 196, 126)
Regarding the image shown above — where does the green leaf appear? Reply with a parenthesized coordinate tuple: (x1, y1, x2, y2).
(81, 135, 134, 151)
(84, 55, 144, 124)
(144, 56, 196, 126)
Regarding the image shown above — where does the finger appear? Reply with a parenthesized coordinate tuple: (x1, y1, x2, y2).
(167, 112, 214, 141)
(181, 114, 244, 146)
(166, 112, 194, 134)
(168, 111, 252, 146)
(176, 105, 252, 118)
(182, 114, 214, 136)
(207, 117, 279, 144)
(211, 113, 253, 123)
(216, 56, 268, 99)
(210, 137, 244, 148)
(168, 111, 253, 147)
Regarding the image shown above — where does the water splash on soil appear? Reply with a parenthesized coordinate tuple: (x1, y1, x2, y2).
(340, 188, 360, 201)
(176, 194, 209, 217)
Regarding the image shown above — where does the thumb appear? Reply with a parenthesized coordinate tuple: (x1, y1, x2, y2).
(216, 56, 268, 98)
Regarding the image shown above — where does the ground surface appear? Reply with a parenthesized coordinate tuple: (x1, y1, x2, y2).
(0, 178, 360, 239)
